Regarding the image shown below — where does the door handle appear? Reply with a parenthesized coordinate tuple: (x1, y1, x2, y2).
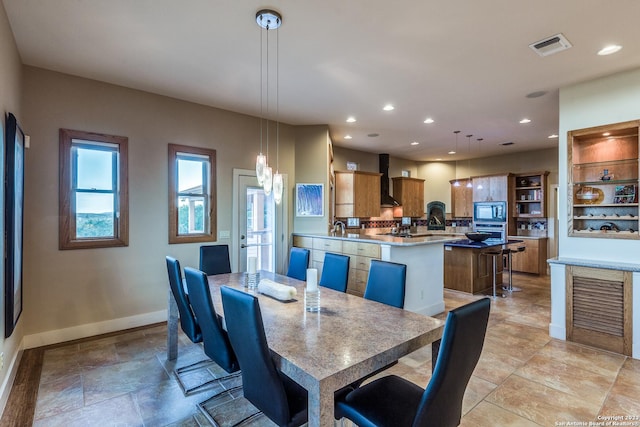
(241, 244, 247, 248)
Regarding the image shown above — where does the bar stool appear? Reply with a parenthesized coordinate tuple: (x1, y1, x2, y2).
(502, 246, 525, 292)
(484, 249, 504, 299)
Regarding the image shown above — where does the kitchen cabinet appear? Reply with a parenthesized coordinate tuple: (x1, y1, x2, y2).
(392, 177, 425, 217)
(335, 171, 381, 218)
(450, 179, 473, 218)
(472, 173, 512, 202)
(509, 237, 547, 275)
(292, 236, 380, 297)
(568, 120, 639, 239)
(512, 172, 548, 218)
(443, 245, 503, 294)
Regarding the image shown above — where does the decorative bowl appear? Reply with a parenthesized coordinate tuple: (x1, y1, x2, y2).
(465, 232, 492, 242)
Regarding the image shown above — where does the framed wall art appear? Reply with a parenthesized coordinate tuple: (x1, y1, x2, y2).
(5, 113, 25, 338)
(296, 183, 324, 217)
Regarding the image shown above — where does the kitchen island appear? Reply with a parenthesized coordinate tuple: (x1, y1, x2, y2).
(292, 232, 463, 316)
(443, 239, 523, 294)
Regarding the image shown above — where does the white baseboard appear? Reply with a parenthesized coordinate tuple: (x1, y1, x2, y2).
(22, 310, 167, 349)
(0, 344, 24, 419)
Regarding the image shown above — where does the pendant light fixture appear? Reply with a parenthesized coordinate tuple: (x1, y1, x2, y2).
(255, 9, 282, 202)
(452, 131, 461, 187)
(466, 135, 473, 188)
(272, 18, 283, 204)
(476, 138, 484, 189)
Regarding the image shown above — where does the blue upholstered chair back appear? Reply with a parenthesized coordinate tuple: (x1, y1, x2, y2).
(364, 260, 407, 309)
(166, 256, 201, 343)
(221, 286, 308, 427)
(199, 244, 232, 276)
(319, 252, 350, 293)
(183, 267, 239, 374)
(413, 297, 490, 426)
(286, 247, 310, 281)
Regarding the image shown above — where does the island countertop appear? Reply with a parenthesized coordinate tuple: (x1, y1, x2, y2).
(292, 232, 464, 247)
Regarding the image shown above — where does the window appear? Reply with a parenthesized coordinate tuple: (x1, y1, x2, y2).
(59, 129, 128, 249)
(168, 144, 217, 244)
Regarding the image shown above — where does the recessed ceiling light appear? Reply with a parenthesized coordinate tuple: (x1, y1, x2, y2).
(448, 151, 456, 155)
(410, 141, 419, 146)
(598, 45, 622, 56)
(383, 104, 394, 111)
(435, 158, 442, 161)
(602, 132, 611, 136)
(346, 117, 356, 123)
(548, 134, 558, 139)
(423, 118, 434, 124)
(519, 118, 531, 124)
(344, 135, 352, 140)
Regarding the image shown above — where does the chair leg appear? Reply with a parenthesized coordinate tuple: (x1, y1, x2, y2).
(197, 386, 262, 427)
(175, 366, 242, 395)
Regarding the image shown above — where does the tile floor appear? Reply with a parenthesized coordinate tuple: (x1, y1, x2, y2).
(30, 273, 640, 426)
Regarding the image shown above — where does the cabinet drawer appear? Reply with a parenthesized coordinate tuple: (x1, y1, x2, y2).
(312, 238, 342, 253)
(353, 255, 373, 271)
(293, 235, 313, 249)
(312, 249, 326, 263)
(342, 241, 380, 258)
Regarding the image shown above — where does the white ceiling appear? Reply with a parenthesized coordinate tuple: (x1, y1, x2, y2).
(4, 0, 640, 161)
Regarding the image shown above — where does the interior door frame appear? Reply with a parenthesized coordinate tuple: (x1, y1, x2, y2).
(232, 168, 289, 274)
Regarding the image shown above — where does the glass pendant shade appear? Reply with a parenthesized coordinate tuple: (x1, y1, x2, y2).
(453, 180, 460, 187)
(466, 180, 473, 188)
(273, 172, 283, 204)
(256, 153, 266, 186)
(263, 166, 273, 195)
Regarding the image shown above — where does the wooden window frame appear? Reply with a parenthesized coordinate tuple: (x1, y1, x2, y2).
(168, 144, 217, 244)
(59, 129, 129, 250)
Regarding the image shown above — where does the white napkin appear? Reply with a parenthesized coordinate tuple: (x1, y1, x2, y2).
(258, 279, 298, 301)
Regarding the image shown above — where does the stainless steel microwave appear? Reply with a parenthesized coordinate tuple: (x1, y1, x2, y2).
(473, 201, 507, 223)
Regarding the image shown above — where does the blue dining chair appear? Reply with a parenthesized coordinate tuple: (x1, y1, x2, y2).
(183, 267, 244, 396)
(336, 297, 491, 427)
(166, 256, 216, 395)
(220, 286, 308, 427)
(319, 252, 350, 292)
(286, 247, 310, 281)
(199, 244, 232, 276)
(364, 259, 407, 309)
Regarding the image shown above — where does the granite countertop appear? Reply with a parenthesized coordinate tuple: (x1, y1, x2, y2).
(507, 235, 548, 240)
(547, 257, 640, 272)
(293, 232, 464, 247)
(444, 239, 523, 249)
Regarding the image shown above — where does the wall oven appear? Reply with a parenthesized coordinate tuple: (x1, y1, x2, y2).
(473, 222, 506, 242)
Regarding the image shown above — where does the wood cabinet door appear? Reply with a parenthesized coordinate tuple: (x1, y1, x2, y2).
(354, 172, 380, 217)
(451, 180, 473, 217)
(472, 177, 491, 201)
(490, 175, 509, 201)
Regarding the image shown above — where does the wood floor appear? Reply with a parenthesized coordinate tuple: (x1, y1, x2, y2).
(2, 273, 640, 426)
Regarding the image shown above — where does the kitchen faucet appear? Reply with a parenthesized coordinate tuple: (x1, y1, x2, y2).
(333, 220, 346, 235)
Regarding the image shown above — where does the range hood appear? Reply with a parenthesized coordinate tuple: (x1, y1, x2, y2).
(379, 154, 401, 207)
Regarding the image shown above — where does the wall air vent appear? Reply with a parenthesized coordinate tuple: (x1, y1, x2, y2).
(529, 33, 572, 57)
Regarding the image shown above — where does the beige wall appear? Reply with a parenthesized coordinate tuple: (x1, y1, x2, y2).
(21, 66, 295, 341)
(293, 126, 330, 233)
(0, 0, 23, 410)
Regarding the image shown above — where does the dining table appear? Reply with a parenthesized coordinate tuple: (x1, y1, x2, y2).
(166, 270, 445, 427)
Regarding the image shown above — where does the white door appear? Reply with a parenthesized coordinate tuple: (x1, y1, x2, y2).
(233, 169, 288, 274)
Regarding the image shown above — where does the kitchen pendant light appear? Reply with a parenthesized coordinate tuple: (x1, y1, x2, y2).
(255, 9, 283, 202)
(272, 17, 283, 204)
(452, 131, 460, 187)
(466, 135, 473, 188)
(476, 138, 484, 189)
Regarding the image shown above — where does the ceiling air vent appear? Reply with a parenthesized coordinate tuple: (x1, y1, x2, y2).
(529, 33, 572, 57)
(500, 141, 515, 146)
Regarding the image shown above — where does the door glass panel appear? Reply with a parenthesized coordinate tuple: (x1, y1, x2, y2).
(246, 187, 275, 272)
